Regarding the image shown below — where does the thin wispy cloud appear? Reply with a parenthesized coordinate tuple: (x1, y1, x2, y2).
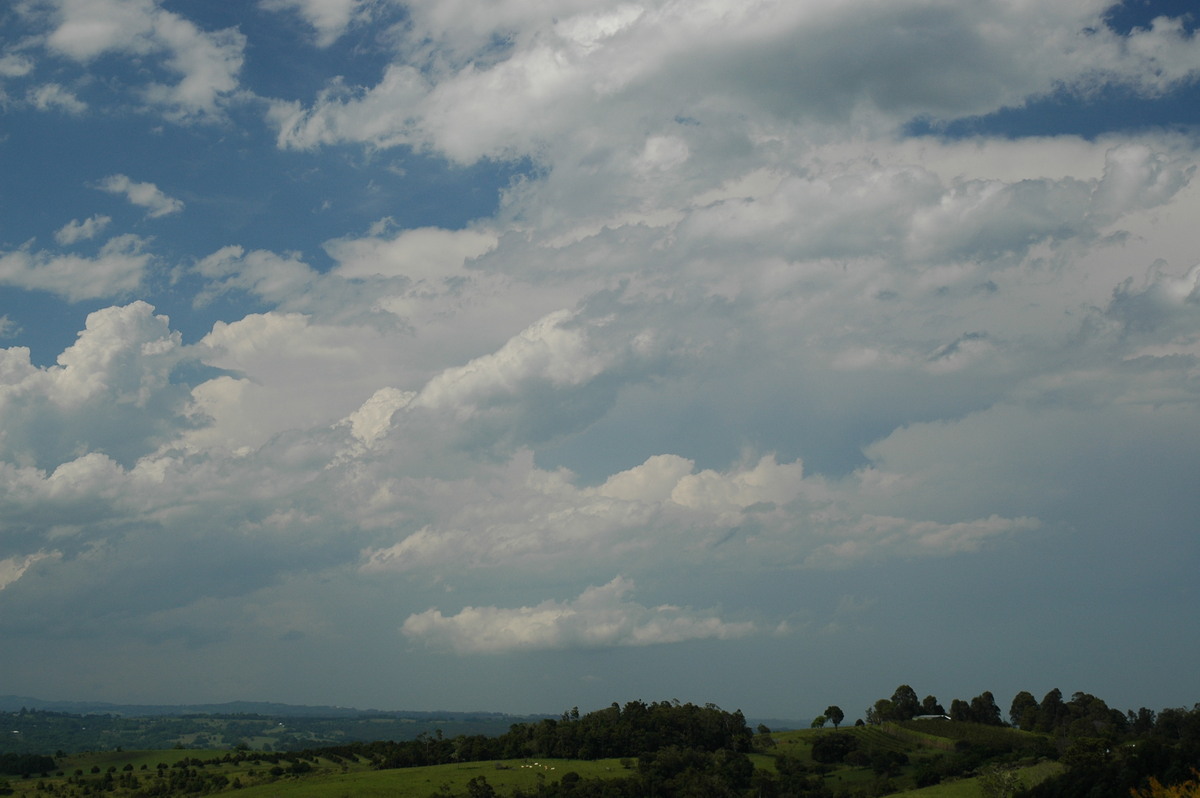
(55, 215, 112, 245)
(28, 83, 87, 114)
(96, 175, 184, 218)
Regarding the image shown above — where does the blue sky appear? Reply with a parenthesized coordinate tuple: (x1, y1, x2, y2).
(1, 0, 1199, 721)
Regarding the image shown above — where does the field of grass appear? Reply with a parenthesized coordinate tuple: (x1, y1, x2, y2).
(890, 759, 1065, 797)
(238, 758, 638, 792)
(1, 722, 1066, 798)
(230, 757, 631, 798)
(1, 752, 636, 798)
(66, 748, 231, 769)
(743, 722, 1064, 798)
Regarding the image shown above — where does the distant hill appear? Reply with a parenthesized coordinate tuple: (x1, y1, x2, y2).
(748, 716, 812, 731)
(0, 694, 809, 757)
(0, 695, 520, 720)
(0, 697, 554, 754)
(0, 694, 804, 728)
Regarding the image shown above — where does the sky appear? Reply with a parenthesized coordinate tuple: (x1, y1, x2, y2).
(1, 0, 1198, 723)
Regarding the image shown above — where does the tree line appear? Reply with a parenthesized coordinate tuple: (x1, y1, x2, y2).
(0, 755, 56, 778)
(327, 700, 754, 769)
(858, 683, 1198, 741)
(6, 690, 1200, 798)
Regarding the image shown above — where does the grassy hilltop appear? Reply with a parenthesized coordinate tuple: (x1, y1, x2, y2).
(0, 720, 1062, 798)
(2, 689, 1199, 798)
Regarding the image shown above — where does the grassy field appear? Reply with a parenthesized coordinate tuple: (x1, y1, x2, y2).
(1, 752, 636, 798)
(64, 748, 232, 769)
(231, 757, 631, 798)
(1, 722, 1066, 798)
(750, 723, 1063, 798)
(890, 759, 1065, 797)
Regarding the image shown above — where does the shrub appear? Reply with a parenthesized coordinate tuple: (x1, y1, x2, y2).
(810, 732, 859, 764)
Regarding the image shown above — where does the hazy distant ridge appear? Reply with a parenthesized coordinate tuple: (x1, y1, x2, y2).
(0, 695, 523, 719)
(0, 695, 806, 732)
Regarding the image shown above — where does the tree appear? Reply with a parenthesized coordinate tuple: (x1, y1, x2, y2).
(466, 775, 497, 798)
(810, 733, 859, 764)
(1010, 691, 1039, 730)
(811, 715, 827, 729)
(1066, 691, 1126, 738)
(1129, 707, 1158, 736)
(1132, 770, 1200, 798)
(920, 695, 945, 716)
(824, 706, 845, 729)
(891, 685, 921, 721)
(866, 699, 894, 725)
(869, 749, 909, 777)
(949, 699, 972, 722)
(1037, 688, 1065, 733)
(970, 691, 1003, 726)
(978, 764, 1022, 798)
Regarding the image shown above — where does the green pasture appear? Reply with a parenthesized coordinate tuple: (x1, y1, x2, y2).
(4, 753, 636, 798)
(3, 750, 353, 796)
(2, 721, 1067, 798)
(749, 722, 1062, 797)
(230, 757, 631, 798)
(890, 758, 1064, 797)
(60, 748, 232, 770)
(892, 777, 984, 798)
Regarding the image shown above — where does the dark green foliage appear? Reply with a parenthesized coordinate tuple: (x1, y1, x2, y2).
(810, 732, 859, 763)
(766, 753, 832, 796)
(912, 759, 944, 787)
(868, 748, 909, 776)
(429, 745, 759, 798)
(970, 691, 1004, 726)
(1128, 707, 1158, 736)
(898, 716, 1051, 757)
(891, 686, 921, 721)
(1154, 704, 1200, 741)
(345, 700, 753, 771)
(978, 763, 1022, 798)
(1037, 688, 1066, 733)
(0, 753, 55, 776)
(623, 746, 753, 798)
(5, 692, 1200, 798)
(0, 707, 536, 754)
(465, 775, 497, 797)
(1018, 736, 1200, 798)
(1066, 691, 1128, 738)
(1010, 691, 1039, 730)
(867, 685, 943, 724)
(867, 698, 895, 725)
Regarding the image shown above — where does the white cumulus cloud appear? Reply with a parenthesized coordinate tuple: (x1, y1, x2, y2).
(96, 174, 184, 218)
(28, 83, 87, 113)
(401, 576, 755, 653)
(0, 53, 34, 78)
(0, 302, 186, 470)
(259, 0, 370, 47)
(0, 551, 60, 592)
(270, 0, 1200, 166)
(38, 0, 245, 120)
(0, 235, 151, 301)
(55, 215, 111, 245)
